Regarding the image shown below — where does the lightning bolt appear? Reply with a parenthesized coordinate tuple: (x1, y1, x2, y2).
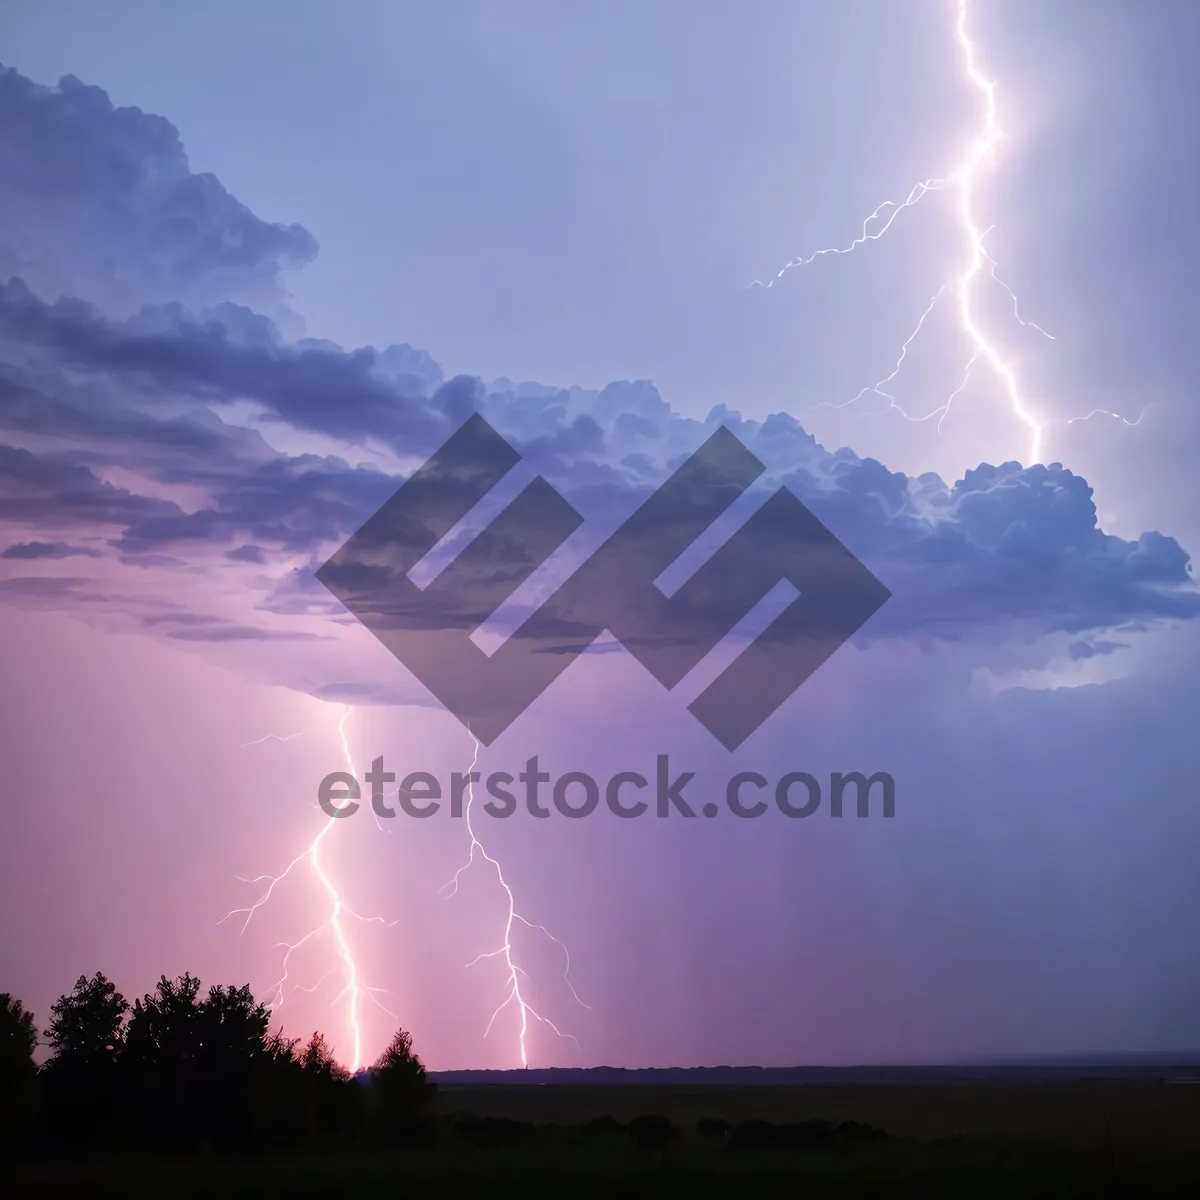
(440, 729, 589, 1067)
(750, 0, 1144, 464)
(240, 730, 306, 748)
(221, 704, 396, 1072)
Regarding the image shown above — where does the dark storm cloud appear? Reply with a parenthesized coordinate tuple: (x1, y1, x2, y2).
(140, 607, 333, 642)
(0, 443, 180, 528)
(0, 574, 91, 596)
(142, 612, 227, 627)
(0, 58, 1195, 673)
(164, 623, 330, 643)
(0, 64, 317, 316)
(1, 540, 102, 559)
(0, 278, 460, 452)
(0, 574, 120, 607)
(116, 551, 189, 569)
(3, 292, 1196, 647)
(1068, 639, 1130, 661)
(111, 452, 400, 554)
(309, 680, 440, 707)
(256, 565, 349, 617)
(0, 369, 253, 465)
(788, 454, 1200, 639)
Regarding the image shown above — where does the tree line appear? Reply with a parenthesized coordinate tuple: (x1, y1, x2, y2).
(1, 973, 434, 1160)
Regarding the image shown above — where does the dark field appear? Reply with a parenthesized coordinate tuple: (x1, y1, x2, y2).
(8, 1079, 1200, 1198)
(436, 1077, 1200, 1147)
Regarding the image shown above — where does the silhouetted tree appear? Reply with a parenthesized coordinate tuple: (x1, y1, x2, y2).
(0, 993, 37, 1076)
(194, 983, 274, 1151)
(696, 1117, 733, 1144)
(0, 993, 38, 1158)
(0, 993, 37, 1062)
(9, 968, 437, 1160)
(45, 973, 127, 1066)
(124, 974, 289, 1152)
(298, 1030, 358, 1136)
(123, 973, 202, 1149)
(248, 1030, 313, 1150)
(368, 1027, 434, 1139)
(41, 973, 128, 1150)
(299, 1030, 349, 1081)
(124, 973, 204, 1061)
(629, 1113, 678, 1149)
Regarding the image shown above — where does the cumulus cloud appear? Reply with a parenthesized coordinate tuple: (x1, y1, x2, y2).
(0, 61, 1195, 712)
(1, 272, 1196, 668)
(1068, 639, 1130, 661)
(0, 64, 317, 319)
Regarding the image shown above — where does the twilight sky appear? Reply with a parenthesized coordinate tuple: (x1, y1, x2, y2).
(1, 0, 1198, 1071)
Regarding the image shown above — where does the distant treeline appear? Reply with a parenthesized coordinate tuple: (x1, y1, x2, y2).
(432, 1060, 1200, 1085)
(445, 1111, 892, 1152)
(0, 974, 432, 1160)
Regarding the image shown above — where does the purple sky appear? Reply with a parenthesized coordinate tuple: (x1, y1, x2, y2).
(1, 0, 1198, 1071)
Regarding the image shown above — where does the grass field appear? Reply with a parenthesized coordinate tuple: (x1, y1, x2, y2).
(8, 1080, 1200, 1198)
